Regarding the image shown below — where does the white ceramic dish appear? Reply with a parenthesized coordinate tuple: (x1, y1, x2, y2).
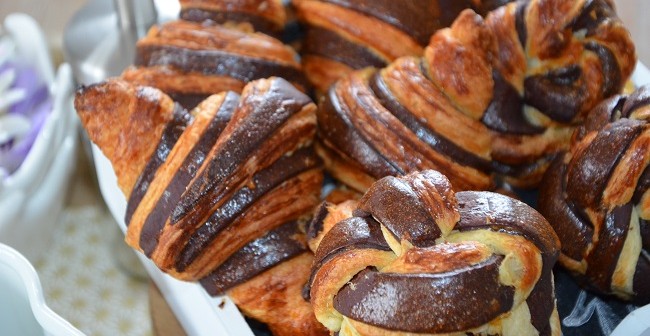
(0, 14, 78, 263)
(0, 243, 84, 336)
(94, 62, 650, 336)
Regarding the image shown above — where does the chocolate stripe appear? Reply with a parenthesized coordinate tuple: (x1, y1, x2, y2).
(455, 191, 560, 266)
(640, 219, 650, 254)
(168, 92, 211, 111)
(126, 104, 192, 225)
(633, 165, 650, 204)
(524, 65, 586, 123)
(175, 147, 319, 271)
(515, 0, 528, 47)
(538, 157, 593, 261)
(622, 85, 650, 118)
(180, 8, 280, 36)
(136, 44, 308, 90)
(585, 42, 621, 98)
(333, 255, 514, 333)
(567, 119, 645, 209)
(312, 216, 390, 276)
(307, 202, 332, 242)
(586, 204, 632, 292)
(302, 27, 387, 69)
(318, 84, 401, 178)
(356, 175, 442, 247)
(199, 221, 307, 296)
(526, 268, 554, 336)
(170, 78, 312, 225)
(139, 92, 238, 256)
(633, 251, 650, 305)
(322, 0, 457, 46)
(369, 71, 493, 172)
(569, 0, 617, 37)
(483, 70, 544, 135)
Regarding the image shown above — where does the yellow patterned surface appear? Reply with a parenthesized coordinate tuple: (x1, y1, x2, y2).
(34, 207, 152, 336)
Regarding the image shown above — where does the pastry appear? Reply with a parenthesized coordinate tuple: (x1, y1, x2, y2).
(316, 0, 636, 192)
(121, 20, 308, 110)
(75, 77, 327, 335)
(538, 85, 650, 304)
(179, 0, 287, 36)
(293, 0, 514, 93)
(308, 170, 561, 335)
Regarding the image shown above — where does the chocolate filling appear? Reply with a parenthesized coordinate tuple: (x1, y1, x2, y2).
(576, 95, 626, 141)
(322, 0, 467, 46)
(318, 84, 401, 179)
(307, 202, 332, 242)
(586, 204, 632, 292)
(168, 92, 212, 111)
(633, 165, 650, 204)
(538, 157, 593, 261)
(524, 65, 585, 123)
(515, 0, 528, 48)
(139, 92, 238, 256)
(455, 191, 560, 266)
(302, 27, 387, 69)
(483, 70, 544, 135)
(526, 263, 555, 336)
(199, 221, 307, 296)
(311, 216, 391, 284)
(585, 41, 621, 98)
(633, 250, 650, 304)
(170, 78, 312, 225)
(356, 176, 442, 247)
(180, 8, 280, 36)
(369, 71, 493, 172)
(622, 85, 650, 118)
(175, 147, 319, 271)
(569, 0, 617, 38)
(333, 255, 514, 333)
(126, 104, 192, 225)
(135, 45, 308, 90)
(566, 119, 644, 209)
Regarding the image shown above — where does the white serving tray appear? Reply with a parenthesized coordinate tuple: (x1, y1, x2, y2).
(93, 62, 650, 336)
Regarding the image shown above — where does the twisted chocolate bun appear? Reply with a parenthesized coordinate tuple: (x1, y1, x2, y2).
(308, 170, 561, 335)
(121, 20, 308, 110)
(293, 0, 514, 93)
(539, 85, 650, 304)
(179, 0, 287, 36)
(75, 77, 327, 335)
(317, 0, 636, 192)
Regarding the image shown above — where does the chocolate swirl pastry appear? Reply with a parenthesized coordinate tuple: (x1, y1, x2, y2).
(75, 77, 327, 335)
(539, 85, 650, 304)
(293, 0, 514, 93)
(179, 0, 287, 36)
(308, 170, 561, 335)
(317, 0, 636, 192)
(121, 19, 308, 110)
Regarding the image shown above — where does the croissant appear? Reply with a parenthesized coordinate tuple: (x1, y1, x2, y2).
(538, 85, 650, 304)
(75, 77, 327, 335)
(179, 0, 287, 36)
(316, 0, 636, 192)
(292, 0, 514, 93)
(308, 170, 561, 335)
(121, 19, 308, 110)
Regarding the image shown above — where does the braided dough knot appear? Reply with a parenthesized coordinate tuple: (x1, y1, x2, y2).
(310, 170, 561, 335)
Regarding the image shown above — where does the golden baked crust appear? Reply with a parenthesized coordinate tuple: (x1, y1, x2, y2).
(75, 78, 326, 335)
(293, 0, 514, 93)
(539, 85, 650, 304)
(123, 20, 307, 110)
(309, 170, 561, 336)
(179, 0, 287, 35)
(317, 0, 636, 192)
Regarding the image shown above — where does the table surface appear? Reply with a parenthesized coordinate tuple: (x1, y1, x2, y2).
(0, 1, 647, 335)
